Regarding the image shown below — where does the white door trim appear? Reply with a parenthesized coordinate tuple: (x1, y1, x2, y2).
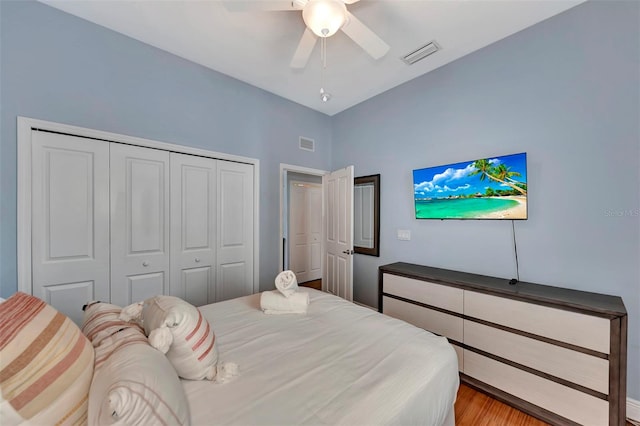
(278, 163, 327, 286)
(17, 116, 260, 297)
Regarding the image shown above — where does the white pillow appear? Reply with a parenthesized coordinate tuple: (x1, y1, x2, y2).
(135, 295, 219, 381)
(89, 326, 190, 425)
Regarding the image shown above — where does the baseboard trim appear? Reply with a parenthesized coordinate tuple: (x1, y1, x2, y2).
(628, 397, 640, 424)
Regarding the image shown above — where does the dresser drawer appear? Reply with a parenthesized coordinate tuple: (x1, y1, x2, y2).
(383, 274, 463, 313)
(464, 350, 609, 426)
(383, 296, 463, 342)
(464, 291, 610, 354)
(464, 320, 609, 394)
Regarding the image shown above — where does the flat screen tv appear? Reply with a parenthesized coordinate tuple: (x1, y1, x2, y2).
(413, 152, 527, 220)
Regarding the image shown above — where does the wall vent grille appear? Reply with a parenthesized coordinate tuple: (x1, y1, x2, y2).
(402, 41, 440, 65)
(299, 136, 315, 152)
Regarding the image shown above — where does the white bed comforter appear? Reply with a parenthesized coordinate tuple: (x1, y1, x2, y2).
(183, 289, 459, 426)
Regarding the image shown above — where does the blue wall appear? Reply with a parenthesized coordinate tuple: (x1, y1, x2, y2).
(0, 0, 332, 299)
(1, 0, 638, 401)
(333, 0, 639, 401)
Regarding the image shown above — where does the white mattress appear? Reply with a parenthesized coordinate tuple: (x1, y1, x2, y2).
(183, 289, 459, 425)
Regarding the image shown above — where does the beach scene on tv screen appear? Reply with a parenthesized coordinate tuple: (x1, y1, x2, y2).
(413, 152, 528, 219)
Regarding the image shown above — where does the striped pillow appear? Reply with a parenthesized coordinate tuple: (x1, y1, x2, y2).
(89, 325, 190, 425)
(81, 302, 144, 347)
(0, 292, 94, 425)
(140, 295, 218, 380)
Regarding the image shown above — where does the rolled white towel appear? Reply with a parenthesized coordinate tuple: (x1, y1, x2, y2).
(260, 290, 309, 314)
(275, 270, 298, 298)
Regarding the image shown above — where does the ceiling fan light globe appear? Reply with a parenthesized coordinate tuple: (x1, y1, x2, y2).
(303, 0, 347, 38)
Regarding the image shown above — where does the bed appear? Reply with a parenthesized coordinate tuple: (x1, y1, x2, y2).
(0, 288, 459, 425)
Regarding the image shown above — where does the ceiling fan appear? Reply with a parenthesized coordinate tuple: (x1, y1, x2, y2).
(227, 0, 390, 69)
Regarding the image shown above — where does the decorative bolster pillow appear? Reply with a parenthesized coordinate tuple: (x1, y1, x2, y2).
(0, 292, 94, 425)
(81, 301, 144, 347)
(89, 326, 191, 425)
(122, 295, 219, 381)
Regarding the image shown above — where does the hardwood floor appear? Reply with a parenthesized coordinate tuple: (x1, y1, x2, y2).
(299, 279, 321, 290)
(455, 384, 548, 426)
(455, 384, 635, 426)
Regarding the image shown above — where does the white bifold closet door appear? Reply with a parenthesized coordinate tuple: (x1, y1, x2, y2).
(170, 153, 217, 306)
(30, 129, 255, 323)
(31, 131, 110, 325)
(216, 161, 254, 302)
(110, 144, 170, 307)
(170, 156, 254, 305)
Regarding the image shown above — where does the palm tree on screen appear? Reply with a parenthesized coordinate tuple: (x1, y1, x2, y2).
(468, 159, 527, 195)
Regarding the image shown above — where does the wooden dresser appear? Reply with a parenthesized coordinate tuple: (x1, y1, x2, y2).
(379, 262, 627, 426)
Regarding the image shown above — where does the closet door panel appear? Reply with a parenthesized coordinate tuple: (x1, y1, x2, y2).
(216, 161, 254, 301)
(170, 153, 216, 306)
(128, 273, 166, 303)
(183, 267, 212, 306)
(219, 263, 248, 301)
(31, 131, 110, 325)
(110, 144, 170, 306)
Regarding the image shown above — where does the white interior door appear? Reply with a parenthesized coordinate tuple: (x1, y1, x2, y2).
(170, 153, 217, 306)
(289, 181, 322, 283)
(31, 131, 110, 325)
(110, 144, 170, 306)
(216, 160, 254, 302)
(322, 166, 354, 301)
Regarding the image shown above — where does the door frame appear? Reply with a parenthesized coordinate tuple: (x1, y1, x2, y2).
(278, 164, 327, 288)
(17, 116, 261, 296)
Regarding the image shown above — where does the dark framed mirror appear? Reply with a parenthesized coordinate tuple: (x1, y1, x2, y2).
(354, 174, 380, 256)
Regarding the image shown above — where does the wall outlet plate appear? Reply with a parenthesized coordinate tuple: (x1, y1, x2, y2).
(397, 229, 411, 241)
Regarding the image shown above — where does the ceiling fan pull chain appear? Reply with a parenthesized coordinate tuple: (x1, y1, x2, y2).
(319, 36, 324, 90)
(319, 34, 331, 102)
(321, 34, 327, 69)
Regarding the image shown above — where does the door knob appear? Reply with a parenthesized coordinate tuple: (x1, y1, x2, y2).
(195, 258, 201, 263)
(142, 261, 149, 267)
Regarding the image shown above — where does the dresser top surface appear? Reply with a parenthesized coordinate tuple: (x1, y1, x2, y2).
(380, 262, 627, 317)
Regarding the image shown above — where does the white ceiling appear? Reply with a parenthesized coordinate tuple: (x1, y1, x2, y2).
(40, 0, 584, 116)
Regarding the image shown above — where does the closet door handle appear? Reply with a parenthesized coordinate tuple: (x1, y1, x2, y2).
(142, 261, 149, 267)
(195, 258, 201, 263)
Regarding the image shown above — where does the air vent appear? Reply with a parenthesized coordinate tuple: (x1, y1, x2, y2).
(401, 41, 440, 65)
(299, 136, 315, 152)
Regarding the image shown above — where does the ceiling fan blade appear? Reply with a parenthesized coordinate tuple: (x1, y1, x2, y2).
(223, 0, 303, 12)
(290, 28, 317, 68)
(341, 11, 390, 60)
